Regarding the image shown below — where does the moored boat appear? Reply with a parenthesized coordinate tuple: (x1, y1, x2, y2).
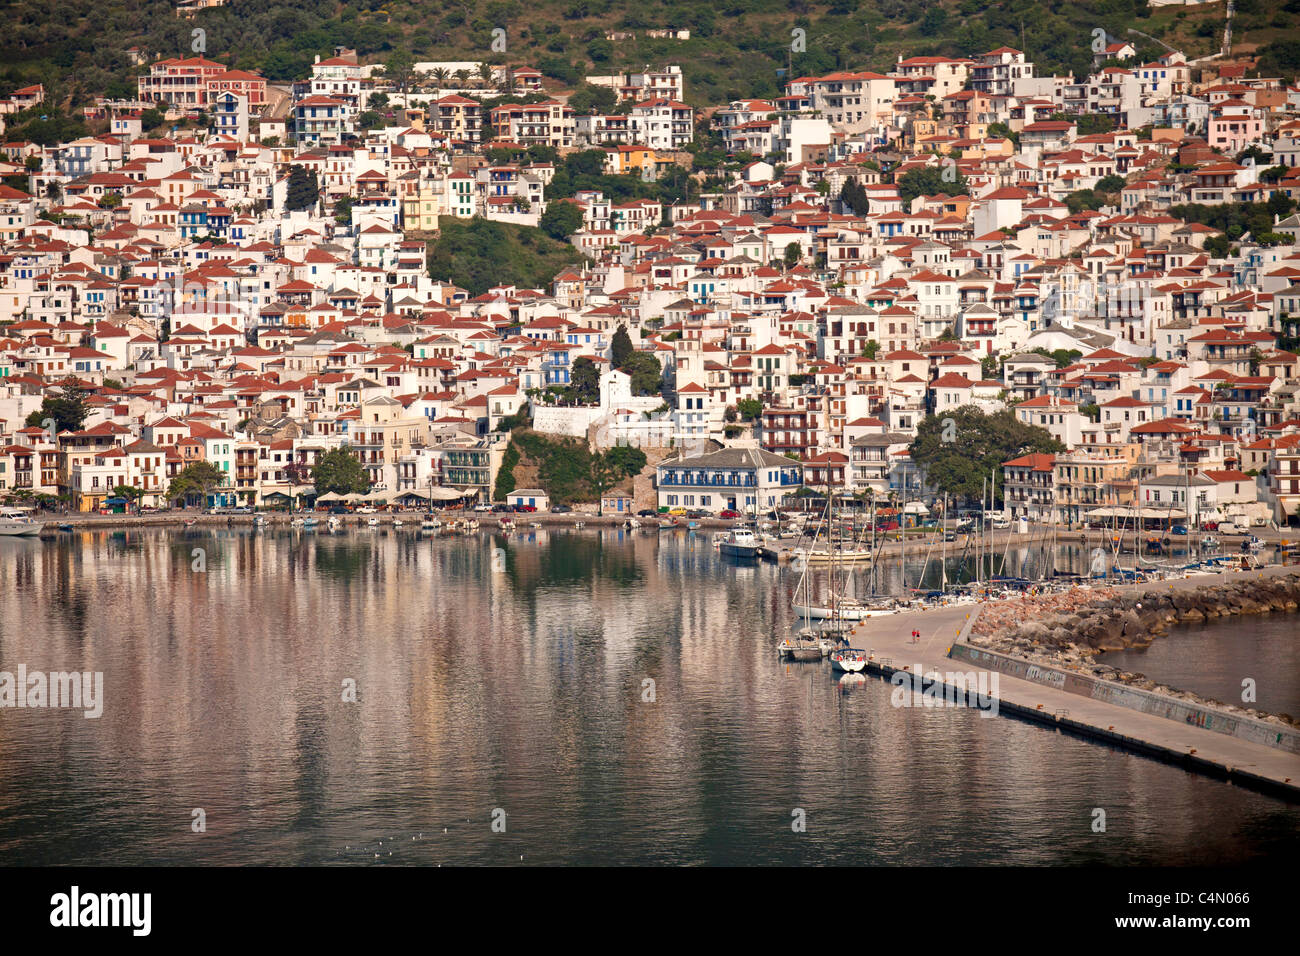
(830, 646, 869, 673)
(0, 509, 43, 537)
(718, 527, 760, 560)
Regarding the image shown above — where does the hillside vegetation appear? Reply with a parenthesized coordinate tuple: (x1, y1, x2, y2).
(425, 218, 585, 296)
(3, 0, 1300, 116)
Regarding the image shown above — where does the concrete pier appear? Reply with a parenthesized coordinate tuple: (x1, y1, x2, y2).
(847, 574, 1300, 799)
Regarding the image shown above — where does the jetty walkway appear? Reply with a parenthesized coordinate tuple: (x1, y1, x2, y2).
(849, 564, 1300, 799)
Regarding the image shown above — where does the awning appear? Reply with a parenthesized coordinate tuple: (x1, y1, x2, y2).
(317, 492, 345, 502)
(427, 487, 468, 501)
(105, 497, 128, 505)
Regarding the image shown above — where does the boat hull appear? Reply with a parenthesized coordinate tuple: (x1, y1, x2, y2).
(830, 653, 867, 673)
(719, 542, 759, 560)
(0, 522, 42, 537)
(793, 602, 897, 621)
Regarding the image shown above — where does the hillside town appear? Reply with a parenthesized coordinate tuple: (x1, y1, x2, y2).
(2, 41, 1300, 528)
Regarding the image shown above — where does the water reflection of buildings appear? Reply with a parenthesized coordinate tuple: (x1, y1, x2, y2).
(0, 530, 1252, 864)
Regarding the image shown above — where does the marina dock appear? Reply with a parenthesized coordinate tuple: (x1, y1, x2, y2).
(849, 565, 1300, 799)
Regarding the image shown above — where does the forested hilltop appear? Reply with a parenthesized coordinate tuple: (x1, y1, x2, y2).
(4, 0, 1300, 113)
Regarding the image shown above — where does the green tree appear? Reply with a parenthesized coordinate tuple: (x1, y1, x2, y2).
(334, 196, 354, 225)
(312, 447, 370, 496)
(897, 165, 969, 204)
(568, 83, 617, 114)
(24, 382, 89, 433)
(861, 340, 880, 359)
(783, 242, 801, 268)
(603, 444, 647, 480)
(737, 398, 762, 421)
(611, 324, 634, 369)
(285, 167, 319, 213)
(570, 356, 600, 404)
(909, 408, 1063, 505)
(167, 461, 227, 507)
(112, 484, 144, 512)
(622, 351, 662, 396)
(539, 199, 583, 240)
(494, 440, 520, 500)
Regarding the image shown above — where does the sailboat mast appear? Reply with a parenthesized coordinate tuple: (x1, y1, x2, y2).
(901, 464, 907, 595)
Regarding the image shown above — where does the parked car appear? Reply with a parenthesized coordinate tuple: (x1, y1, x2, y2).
(514, 504, 537, 513)
(685, 510, 706, 519)
(1171, 525, 1188, 535)
(474, 503, 493, 513)
(719, 509, 741, 519)
(356, 506, 376, 515)
(491, 504, 512, 513)
(329, 506, 349, 515)
(943, 531, 958, 542)
(551, 504, 573, 514)
(636, 509, 658, 518)
(668, 508, 688, 517)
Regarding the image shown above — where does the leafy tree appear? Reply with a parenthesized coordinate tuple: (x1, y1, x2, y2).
(862, 340, 880, 359)
(1065, 189, 1107, 215)
(737, 398, 762, 421)
(622, 351, 663, 396)
(840, 177, 870, 215)
(24, 382, 89, 433)
(611, 324, 634, 369)
(494, 441, 520, 500)
(909, 408, 1063, 505)
(1030, 347, 1082, 368)
(312, 447, 370, 496)
(384, 49, 416, 97)
(285, 167, 319, 213)
(568, 83, 617, 115)
(1203, 234, 1234, 258)
(167, 461, 227, 507)
(1236, 144, 1273, 166)
(601, 445, 646, 481)
(897, 166, 968, 204)
(569, 356, 600, 404)
(112, 485, 144, 512)
(539, 199, 583, 240)
(783, 242, 802, 268)
(334, 196, 354, 225)
(1095, 174, 1125, 194)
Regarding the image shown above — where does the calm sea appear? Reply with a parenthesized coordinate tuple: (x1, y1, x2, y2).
(0, 527, 1294, 865)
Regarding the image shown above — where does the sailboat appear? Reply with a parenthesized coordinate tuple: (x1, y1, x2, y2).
(784, 473, 879, 659)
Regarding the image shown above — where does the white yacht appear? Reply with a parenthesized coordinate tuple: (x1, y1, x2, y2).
(0, 509, 42, 537)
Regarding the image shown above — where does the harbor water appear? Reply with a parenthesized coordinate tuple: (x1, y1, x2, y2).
(0, 527, 1295, 865)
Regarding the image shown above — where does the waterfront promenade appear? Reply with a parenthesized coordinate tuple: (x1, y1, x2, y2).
(850, 565, 1300, 799)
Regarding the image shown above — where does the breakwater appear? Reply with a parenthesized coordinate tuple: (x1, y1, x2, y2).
(969, 570, 1300, 729)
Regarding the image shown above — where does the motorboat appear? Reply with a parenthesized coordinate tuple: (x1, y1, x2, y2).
(718, 527, 760, 560)
(0, 509, 42, 537)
